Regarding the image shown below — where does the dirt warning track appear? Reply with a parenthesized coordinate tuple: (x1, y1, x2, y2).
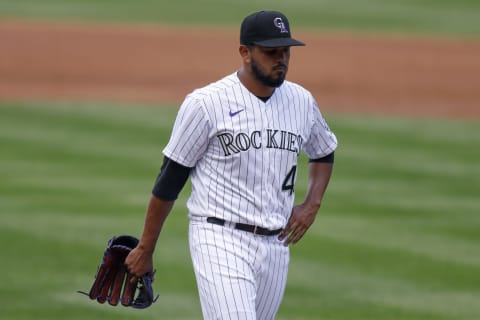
(0, 20, 479, 118)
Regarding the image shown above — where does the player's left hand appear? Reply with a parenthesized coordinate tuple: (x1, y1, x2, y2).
(278, 203, 318, 246)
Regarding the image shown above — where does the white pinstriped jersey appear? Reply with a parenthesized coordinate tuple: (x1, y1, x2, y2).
(163, 72, 337, 230)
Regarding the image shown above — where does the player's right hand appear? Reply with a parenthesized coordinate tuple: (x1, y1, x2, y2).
(125, 246, 154, 284)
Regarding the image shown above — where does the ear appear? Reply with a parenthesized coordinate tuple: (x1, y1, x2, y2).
(239, 45, 251, 64)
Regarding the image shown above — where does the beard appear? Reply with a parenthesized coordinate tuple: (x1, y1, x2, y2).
(251, 58, 287, 88)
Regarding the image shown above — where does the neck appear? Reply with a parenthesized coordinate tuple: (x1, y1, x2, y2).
(237, 68, 275, 97)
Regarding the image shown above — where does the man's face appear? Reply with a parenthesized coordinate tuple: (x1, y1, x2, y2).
(249, 46, 291, 88)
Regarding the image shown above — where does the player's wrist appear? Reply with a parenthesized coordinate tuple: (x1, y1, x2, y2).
(137, 242, 155, 254)
(303, 200, 321, 213)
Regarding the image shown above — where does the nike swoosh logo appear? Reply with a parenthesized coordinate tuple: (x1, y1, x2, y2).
(229, 109, 245, 117)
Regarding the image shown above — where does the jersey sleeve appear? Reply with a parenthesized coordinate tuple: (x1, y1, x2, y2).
(163, 95, 211, 168)
(303, 97, 338, 159)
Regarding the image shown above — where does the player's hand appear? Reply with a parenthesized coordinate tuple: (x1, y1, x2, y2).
(125, 246, 154, 284)
(278, 203, 318, 246)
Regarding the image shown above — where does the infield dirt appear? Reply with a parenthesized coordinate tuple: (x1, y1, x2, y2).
(1, 20, 479, 118)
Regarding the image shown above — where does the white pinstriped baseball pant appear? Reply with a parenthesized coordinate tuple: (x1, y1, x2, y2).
(189, 219, 290, 320)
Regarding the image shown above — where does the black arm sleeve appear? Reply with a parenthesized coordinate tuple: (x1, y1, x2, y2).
(309, 151, 335, 163)
(152, 156, 192, 201)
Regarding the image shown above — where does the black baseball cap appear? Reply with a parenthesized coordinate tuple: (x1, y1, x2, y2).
(240, 10, 305, 47)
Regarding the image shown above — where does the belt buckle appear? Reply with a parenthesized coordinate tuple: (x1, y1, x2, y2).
(253, 225, 259, 235)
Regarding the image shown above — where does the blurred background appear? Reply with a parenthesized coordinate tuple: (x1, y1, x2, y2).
(0, 1, 479, 319)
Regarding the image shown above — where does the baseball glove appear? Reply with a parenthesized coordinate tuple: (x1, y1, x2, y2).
(78, 235, 158, 309)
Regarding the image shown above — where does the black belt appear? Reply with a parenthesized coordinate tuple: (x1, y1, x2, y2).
(206, 217, 282, 236)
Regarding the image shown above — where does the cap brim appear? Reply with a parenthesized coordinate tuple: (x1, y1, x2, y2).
(252, 38, 305, 47)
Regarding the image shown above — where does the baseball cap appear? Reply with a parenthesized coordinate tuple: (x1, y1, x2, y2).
(240, 10, 305, 47)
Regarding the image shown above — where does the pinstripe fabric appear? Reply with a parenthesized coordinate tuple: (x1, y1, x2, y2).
(163, 73, 337, 229)
(164, 72, 337, 319)
(189, 220, 289, 320)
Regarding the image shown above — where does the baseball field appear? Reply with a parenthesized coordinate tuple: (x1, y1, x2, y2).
(1, 1, 479, 319)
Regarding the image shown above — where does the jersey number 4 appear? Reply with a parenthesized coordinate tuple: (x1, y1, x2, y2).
(282, 165, 297, 195)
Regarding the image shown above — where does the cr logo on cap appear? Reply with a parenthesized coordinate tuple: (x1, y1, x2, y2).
(274, 17, 289, 34)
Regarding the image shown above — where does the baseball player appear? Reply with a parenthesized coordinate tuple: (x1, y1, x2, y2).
(126, 10, 338, 319)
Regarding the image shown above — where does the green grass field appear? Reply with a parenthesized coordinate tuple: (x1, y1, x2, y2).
(1, 0, 480, 36)
(1, 102, 479, 319)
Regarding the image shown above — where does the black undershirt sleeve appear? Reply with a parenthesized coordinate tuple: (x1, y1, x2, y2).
(152, 156, 192, 201)
(309, 151, 335, 163)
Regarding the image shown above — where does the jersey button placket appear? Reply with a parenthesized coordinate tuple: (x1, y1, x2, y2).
(260, 101, 274, 208)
